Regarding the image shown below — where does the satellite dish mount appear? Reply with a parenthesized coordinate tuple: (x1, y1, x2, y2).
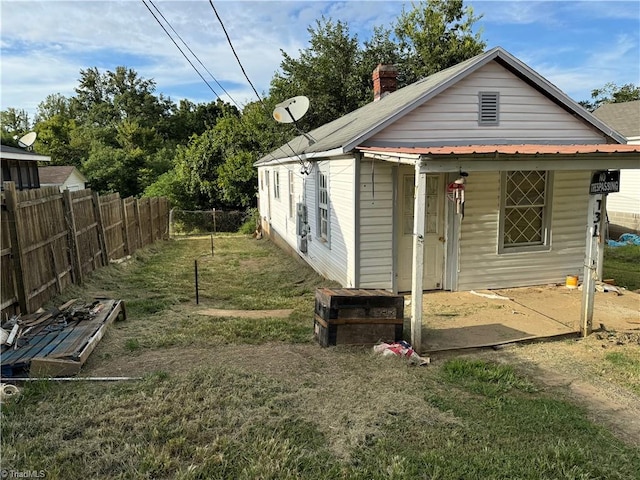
(273, 96, 315, 145)
(18, 132, 37, 151)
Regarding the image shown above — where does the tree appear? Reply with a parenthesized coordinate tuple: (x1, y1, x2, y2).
(580, 82, 640, 111)
(270, 17, 364, 129)
(394, 0, 485, 84)
(1, 108, 31, 138)
(268, 1, 486, 129)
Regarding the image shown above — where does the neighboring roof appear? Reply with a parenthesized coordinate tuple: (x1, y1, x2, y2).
(257, 46, 626, 165)
(0, 144, 51, 162)
(592, 100, 640, 138)
(38, 166, 87, 184)
(359, 144, 640, 156)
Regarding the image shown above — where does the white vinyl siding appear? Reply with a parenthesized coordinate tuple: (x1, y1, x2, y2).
(607, 169, 640, 215)
(457, 170, 590, 290)
(358, 160, 394, 289)
(305, 158, 355, 285)
(369, 62, 606, 145)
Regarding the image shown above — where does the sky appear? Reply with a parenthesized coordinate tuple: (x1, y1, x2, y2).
(1, 0, 639, 121)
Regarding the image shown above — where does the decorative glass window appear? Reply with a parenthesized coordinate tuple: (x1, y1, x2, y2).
(478, 91, 499, 125)
(500, 170, 552, 252)
(288, 170, 295, 218)
(274, 170, 280, 199)
(318, 171, 329, 241)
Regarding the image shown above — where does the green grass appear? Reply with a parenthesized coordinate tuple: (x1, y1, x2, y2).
(604, 351, 640, 395)
(603, 244, 640, 291)
(2, 237, 640, 479)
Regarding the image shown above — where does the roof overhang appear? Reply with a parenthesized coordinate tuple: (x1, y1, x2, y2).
(0, 152, 51, 162)
(359, 144, 640, 172)
(254, 147, 345, 167)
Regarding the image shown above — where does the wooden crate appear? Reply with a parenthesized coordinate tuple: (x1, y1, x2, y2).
(314, 288, 404, 346)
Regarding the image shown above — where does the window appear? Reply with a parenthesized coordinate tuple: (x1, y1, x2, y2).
(478, 91, 499, 125)
(500, 170, 552, 252)
(288, 170, 295, 218)
(260, 170, 263, 191)
(274, 170, 280, 199)
(317, 171, 329, 241)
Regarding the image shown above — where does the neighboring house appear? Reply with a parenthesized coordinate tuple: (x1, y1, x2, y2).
(38, 166, 87, 192)
(592, 100, 640, 237)
(1, 144, 50, 190)
(255, 46, 640, 296)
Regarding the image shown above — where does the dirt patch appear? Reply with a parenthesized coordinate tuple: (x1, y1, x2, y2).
(416, 286, 639, 351)
(198, 308, 294, 318)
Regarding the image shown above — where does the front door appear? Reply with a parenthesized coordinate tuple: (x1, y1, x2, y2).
(397, 170, 445, 292)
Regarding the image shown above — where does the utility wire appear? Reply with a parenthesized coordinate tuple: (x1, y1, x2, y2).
(141, 0, 220, 99)
(208, 0, 264, 105)
(147, 0, 241, 110)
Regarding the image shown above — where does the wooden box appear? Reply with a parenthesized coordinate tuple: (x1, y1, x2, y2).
(314, 288, 404, 347)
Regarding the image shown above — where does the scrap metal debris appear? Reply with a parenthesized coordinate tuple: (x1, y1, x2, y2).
(1, 298, 125, 378)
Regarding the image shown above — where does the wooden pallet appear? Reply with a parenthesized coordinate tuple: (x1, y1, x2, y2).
(1, 299, 125, 377)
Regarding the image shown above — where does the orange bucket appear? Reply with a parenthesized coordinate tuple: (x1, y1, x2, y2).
(565, 275, 579, 289)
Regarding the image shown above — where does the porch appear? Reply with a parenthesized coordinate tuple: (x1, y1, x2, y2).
(408, 285, 639, 353)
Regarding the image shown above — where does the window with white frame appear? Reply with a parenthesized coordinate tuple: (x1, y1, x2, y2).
(317, 170, 329, 241)
(500, 170, 552, 252)
(274, 170, 280, 199)
(288, 170, 295, 218)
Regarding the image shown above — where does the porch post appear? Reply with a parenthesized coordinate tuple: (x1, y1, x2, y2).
(580, 194, 602, 336)
(411, 159, 427, 352)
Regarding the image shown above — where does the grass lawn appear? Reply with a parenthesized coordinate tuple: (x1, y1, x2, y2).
(2, 236, 639, 479)
(603, 244, 640, 291)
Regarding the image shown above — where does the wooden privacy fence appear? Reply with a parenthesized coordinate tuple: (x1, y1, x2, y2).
(1, 182, 169, 316)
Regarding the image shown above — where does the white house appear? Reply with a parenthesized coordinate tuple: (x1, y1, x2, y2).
(38, 166, 87, 192)
(592, 100, 640, 237)
(255, 47, 640, 299)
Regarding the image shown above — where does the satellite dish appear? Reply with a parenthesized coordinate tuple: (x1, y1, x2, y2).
(18, 132, 37, 149)
(273, 96, 309, 123)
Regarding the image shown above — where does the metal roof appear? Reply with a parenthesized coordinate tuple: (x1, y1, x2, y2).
(257, 46, 627, 165)
(358, 144, 640, 156)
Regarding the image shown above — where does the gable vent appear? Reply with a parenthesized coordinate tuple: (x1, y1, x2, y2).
(478, 91, 499, 125)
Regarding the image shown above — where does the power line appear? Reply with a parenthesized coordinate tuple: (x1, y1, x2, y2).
(208, 0, 264, 105)
(141, 0, 220, 99)
(147, 0, 241, 110)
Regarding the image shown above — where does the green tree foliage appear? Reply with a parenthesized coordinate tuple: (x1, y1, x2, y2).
(580, 82, 640, 111)
(270, 17, 363, 130)
(4, 0, 487, 211)
(394, 0, 485, 84)
(269, 1, 485, 129)
(1, 108, 31, 145)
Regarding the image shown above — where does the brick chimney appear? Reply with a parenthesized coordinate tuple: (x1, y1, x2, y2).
(373, 64, 398, 101)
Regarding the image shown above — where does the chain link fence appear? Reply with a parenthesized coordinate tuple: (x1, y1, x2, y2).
(169, 208, 258, 237)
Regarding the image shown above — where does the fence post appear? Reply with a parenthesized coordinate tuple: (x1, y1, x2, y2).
(121, 198, 131, 256)
(149, 198, 156, 243)
(92, 191, 109, 265)
(3, 182, 28, 313)
(135, 198, 143, 247)
(62, 189, 83, 285)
